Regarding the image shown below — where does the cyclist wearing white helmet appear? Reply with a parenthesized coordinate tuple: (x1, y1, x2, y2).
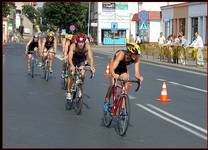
(41, 31, 57, 73)
(103, 42, 144, 112)
(25, 33, 41, 72)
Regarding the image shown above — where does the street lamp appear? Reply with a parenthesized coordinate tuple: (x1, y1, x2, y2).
(87, 2, 91, 37)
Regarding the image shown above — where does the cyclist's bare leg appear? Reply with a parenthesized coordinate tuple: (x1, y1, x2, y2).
(119, 73, 129, 94)
(105, 77, 114, 103)
(48, 48, 55, 71)
(67, 75, 74, 93)
(42, 48, 47, 65)
(34, 47, 39, 63)
(27, 53, 32, 71)
(79, 65, 86, 82)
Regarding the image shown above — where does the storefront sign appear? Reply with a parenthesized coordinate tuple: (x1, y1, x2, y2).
(115, 2, 128, 10)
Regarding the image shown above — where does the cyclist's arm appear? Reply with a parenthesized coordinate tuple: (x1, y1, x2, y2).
(64, 40, 70, 58)
(25, 39, 33, 51)
(38, 39, 42, 54)
(110, 51, 124, 75)
(68, 43, 75, 67)
(134, 56, 143, 81)
(86, 43, 94, 67)
(41, 38, 46, 53)
(53, 38, 57, 53)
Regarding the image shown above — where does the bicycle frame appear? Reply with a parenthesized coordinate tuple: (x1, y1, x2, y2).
(112, 80, 126, 116)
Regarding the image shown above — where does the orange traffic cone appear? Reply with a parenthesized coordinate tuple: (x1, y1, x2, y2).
(157, 81, 171, 102)
(104, 63, 110, 76)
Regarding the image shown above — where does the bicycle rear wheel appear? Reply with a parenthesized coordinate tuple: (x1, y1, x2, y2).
(116, 94, 130, 136)
(45, 61, 49, 81)
(31, 56, 34, 78)
(74, 85, 83, 115)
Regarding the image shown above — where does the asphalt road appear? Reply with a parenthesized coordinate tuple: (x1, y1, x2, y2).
(3, 43, 207, 148)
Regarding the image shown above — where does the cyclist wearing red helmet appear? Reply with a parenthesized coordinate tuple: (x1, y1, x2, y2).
(25, 33, 41, 72)
(66, 33, 95, 100)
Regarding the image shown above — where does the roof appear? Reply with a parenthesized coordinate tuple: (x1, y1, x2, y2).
(132, 11, 161, 21)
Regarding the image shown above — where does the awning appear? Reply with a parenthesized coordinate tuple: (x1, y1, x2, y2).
(131, 11, 161, 21)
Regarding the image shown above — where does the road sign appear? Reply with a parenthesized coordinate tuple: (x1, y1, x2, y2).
(70, 25, 76, 32)
(111, 22, 118, 31)
(139, 22, 148, 30)
(138, 10, 149, 21)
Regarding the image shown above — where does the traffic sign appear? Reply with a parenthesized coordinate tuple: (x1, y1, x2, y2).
(70, 25, 76, 32)
(138, 10, 149, 21)
(139, 22, 148, 30)
(111, 22, 118, 31)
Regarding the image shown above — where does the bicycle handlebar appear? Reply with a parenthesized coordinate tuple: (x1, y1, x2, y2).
(117, 79, 141, 92)
(75, 64, 94, 79)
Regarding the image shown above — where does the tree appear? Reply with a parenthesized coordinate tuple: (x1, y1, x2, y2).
(42, 2, 88, 33)
(22, 5, 39, 23)
(3, 2, 12, 17)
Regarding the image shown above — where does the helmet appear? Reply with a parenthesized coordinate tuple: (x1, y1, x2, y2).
(76, 34, 87, 43)
(47, 31, 54, 37)
(65, 34, 73, 40)
(126, 42, 141, 55)
(33, 33, 39, 38)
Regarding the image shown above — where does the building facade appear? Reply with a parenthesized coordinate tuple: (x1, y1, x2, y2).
(90, 2, 138, 45)
(161, 2, 207, 45)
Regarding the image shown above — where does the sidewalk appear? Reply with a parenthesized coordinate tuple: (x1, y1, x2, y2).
(91, 45, 207, 74)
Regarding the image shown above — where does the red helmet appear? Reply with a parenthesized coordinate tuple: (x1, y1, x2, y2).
(76, 34, 87, 43)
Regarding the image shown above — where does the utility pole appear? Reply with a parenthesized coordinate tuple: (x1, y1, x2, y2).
(87, 2, 91, 37)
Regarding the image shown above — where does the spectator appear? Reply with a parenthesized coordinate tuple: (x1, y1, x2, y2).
(130, 34, 134, 42)
(178, 34, 188, 65)
(165, 35, 174, 63)
(158, 32, 166, 61)
(135, 34, 141, 45)
(190, 32, 204, 66)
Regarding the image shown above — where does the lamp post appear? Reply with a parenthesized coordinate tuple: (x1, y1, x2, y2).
(87, 2, 91, 38)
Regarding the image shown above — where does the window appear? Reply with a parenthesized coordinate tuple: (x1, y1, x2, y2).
(102, 2, 115, 12)
(165, 21, 170, 37)
(191, 17, 198, 42)
(179, 18, 185, 36)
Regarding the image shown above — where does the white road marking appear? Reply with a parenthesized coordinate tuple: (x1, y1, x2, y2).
(136, 104, 207, 140)
(156, 78, 207, 93)
(94, 55, 104, 59)
(147, 104, 207, 134)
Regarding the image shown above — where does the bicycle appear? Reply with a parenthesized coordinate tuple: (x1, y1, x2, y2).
(103, 78, 141, 136)
(65, 64, 94, 115)
(43, 51, 55, 81)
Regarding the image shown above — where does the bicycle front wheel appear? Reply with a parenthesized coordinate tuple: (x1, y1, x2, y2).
(31, 57, 34, 78)
(45, 61, 49, 81)
(116, 94, 130, 136)
(74, 85, 83, 115)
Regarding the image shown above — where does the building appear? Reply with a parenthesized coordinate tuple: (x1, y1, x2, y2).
(161, 2, 207, 45)
(131, 2, 184, 43)
(90, 2, 138, 45)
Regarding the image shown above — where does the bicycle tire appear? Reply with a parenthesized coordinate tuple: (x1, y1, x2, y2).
(103, 96, 113, 127)
(31, 56, 34, 78)
(45, 61, 49, 81)
(116, 94, 130, 136)
(74, 85, 83, 115)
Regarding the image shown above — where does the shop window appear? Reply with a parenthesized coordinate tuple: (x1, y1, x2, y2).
(191, 17, 198, 42)
(179, 18, 185, 36)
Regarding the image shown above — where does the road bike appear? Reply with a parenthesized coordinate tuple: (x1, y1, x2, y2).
(63, 58, 69, 90)
(103, 78, 141, 136)
(65, 64, 94, 115)
(43, 51, 55, 81)
(27, 51, 35, 78)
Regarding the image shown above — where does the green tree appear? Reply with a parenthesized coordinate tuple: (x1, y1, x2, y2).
(22, 5, 39, 23)
(3, 2, 12, 17)
(42, 2, 88, 33)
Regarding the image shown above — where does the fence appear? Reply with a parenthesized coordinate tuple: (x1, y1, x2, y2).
(140, 43, 207, 66)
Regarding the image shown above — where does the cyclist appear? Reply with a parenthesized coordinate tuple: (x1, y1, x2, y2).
(41, 31, 57, 73)
(61, 33, 73, 78)
(25, 33, 41, 72)
(66, 33, 95, 101)
(103, 42, 144, 112)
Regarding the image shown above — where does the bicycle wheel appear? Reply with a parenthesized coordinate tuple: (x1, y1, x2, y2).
(74, 85, 83, 115)
(116, 94, 130, 136)
(45, 61, 49, 81)
(31, 56, 34, 78)
(103, 96, 113, 127)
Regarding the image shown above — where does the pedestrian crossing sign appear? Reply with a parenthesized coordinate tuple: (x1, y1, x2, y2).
(139, 22, 148, 30)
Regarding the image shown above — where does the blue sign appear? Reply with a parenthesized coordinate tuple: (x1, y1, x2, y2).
(138, 10, 149, 21)
(111, 22, 118, 31)
(139, 22, 148, 30)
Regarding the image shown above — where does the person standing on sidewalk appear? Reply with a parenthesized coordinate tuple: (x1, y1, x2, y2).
(158, 32, 166, 61)
(189, 32, 204, 66)
(178, 34, 188, 65)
